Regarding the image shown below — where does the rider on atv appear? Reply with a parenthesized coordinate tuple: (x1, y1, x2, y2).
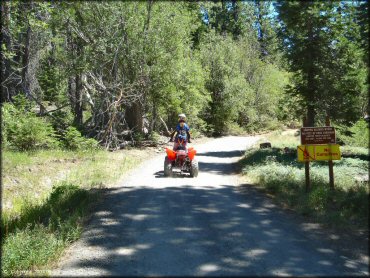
(169, 113, 191, 151)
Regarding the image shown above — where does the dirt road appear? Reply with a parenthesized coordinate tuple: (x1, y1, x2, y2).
(52, 136, 368, 276)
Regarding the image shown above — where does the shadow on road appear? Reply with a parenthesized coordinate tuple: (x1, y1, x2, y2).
(66, 184, 366, 276)
(196, 150, 245, 158)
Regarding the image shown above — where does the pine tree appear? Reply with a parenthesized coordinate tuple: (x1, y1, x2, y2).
(275, 1, 366, 126)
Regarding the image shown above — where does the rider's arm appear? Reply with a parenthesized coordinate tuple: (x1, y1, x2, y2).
(169, 130, 177, 141)
(187, 131, 191, 143)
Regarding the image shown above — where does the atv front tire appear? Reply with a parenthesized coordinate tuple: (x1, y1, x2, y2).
(164, 156, 173, 177)
(189, 159, 199, 177)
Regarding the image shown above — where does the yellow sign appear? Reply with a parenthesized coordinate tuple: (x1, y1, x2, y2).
(297, 144, 341, 162)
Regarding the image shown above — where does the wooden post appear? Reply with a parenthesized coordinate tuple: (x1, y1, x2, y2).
(303, 117, 310, 192)
(326, 116, 335, 190)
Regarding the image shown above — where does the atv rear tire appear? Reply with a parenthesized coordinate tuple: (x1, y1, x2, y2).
(189, 159, 199, 177)
(164, 157, 173, 177)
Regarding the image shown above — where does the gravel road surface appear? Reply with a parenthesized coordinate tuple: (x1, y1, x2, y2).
(52, 136, 368, 276)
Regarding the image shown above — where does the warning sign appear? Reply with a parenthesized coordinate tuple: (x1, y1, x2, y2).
(301, 127, 336, 145)
(297, 144, 341, 162)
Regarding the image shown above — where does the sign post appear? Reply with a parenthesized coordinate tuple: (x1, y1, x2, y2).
(326, 116, 335, 190)
(303, 117, 310, 192)
(298, 116, 340, 192)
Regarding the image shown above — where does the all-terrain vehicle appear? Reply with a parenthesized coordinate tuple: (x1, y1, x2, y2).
(164, 141, 198, 177)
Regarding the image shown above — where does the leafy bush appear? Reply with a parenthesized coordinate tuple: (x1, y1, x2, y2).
(335, 119, 369, 148)
(64, 126, 98, 150)
(149, 131, 161, 143)
(49, 109, 74, 135)
(346, 120, 369, 148)
(2, 98, 59, 151)
(224, 122, 245, 135)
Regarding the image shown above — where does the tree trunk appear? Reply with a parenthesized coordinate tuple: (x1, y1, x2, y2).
(125, 102, 143, 132)
(306, 17, 316, 127)
(127, 0, 153, 135)
(149, 102, 157, 133)
(1, 1, 14, 102)
(22, 25, 31, 99)
(74, 73, 83, 126)
(221, 0, 227, 36)
(68, 76, 76, 111)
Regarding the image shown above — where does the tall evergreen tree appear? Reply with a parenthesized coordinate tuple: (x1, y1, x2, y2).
(275, 1, 366, 126)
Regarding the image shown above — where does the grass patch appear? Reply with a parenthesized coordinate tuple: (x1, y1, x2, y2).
(2, 149, 141, 215)
(2, 148, 146, 276)
(241, 131, 369, 230)
(1, 183, 96, 276)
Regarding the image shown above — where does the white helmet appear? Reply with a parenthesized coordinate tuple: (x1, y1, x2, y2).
(178, 113, 186, 122)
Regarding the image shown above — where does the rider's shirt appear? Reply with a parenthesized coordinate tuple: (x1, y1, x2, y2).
(175, 123, 189, 142)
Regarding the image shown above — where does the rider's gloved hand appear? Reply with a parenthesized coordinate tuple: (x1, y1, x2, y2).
(188, 139, 191, 143)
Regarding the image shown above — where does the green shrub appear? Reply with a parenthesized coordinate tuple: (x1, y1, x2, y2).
(224, 122, 245, 135)
(335, 120, 369, 148)
(2, 99, 59, 151)
(49, 109, 74, 135)
(132, 132, 145, 142)
(346, 120, 369, 148)
(149, 131, 161, 143)
(64, 126, 98, 150)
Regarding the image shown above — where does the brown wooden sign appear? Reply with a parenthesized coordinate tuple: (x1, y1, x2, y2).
(301, 127, 336, 145)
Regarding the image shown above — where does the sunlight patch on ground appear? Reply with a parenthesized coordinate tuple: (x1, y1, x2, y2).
(260, 219, 272, 225)
(194, 207, 220, 213)
(344, 259, 360, 269)
(174, 227, 202, 232)
(317, 248, 335, 254)
(270, 269, 292, 276)
(135, 244, 152, 250)
(101, 220, 120, 226)
(122, 214, 154, 221)
(198, 263, 220, 273)
(244, 249, 268, 258)
(116, 247, 136, 256)
(237, 203, 251, 208)
(222, 257, 251, 267)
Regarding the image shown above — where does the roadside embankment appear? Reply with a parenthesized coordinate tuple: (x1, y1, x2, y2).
(240, 129, 369, 231)
(1, 148, 149, 276)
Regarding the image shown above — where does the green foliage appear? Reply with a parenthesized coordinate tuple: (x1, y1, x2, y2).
(64, 127, 98, 150)
(199, 28, 289, 135)
(3, 1, 367, 144)
(2, 224, 64, 277)
(335, 119, 369, 148)
(1, 183, 95, 276)
(2, 97, 59, 151)
(242, 146, 369, 229)
(345, 120, 369, 148)
(148, 131, 161, 143)
(49, 109, 74, 135)
(275, 2, 367, 126)
(47, 183, 90, 239)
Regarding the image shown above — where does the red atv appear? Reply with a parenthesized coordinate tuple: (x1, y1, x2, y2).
(164, 140, 198, 177)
